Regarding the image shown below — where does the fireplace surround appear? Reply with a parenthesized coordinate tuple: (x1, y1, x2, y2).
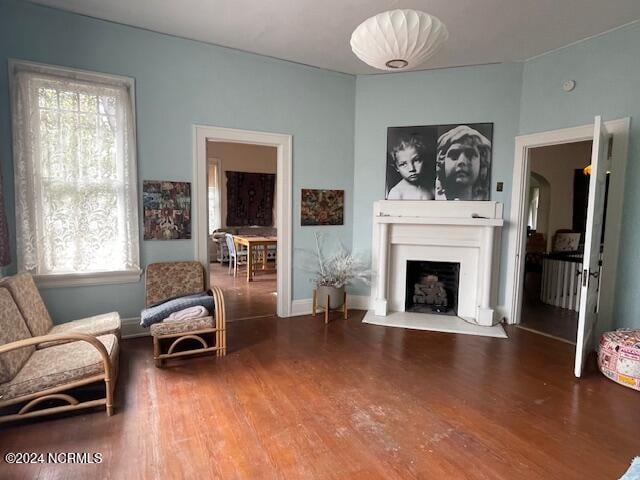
(365, 200, 504, 330)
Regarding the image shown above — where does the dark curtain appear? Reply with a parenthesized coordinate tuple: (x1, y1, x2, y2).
(226, 171, 275, 227)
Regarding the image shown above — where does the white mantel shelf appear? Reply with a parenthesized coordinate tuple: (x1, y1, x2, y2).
(374, 215, 503, 227)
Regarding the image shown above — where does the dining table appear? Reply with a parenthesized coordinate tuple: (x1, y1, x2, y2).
(233, 234, 277, 282)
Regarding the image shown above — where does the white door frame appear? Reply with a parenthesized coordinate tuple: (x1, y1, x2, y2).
(193, 125, 293, 318)
(505, 117, 630, 333)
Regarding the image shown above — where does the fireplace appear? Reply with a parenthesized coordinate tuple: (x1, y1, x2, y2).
(405, 261, 460, 315)
(366, 200, 504, 328)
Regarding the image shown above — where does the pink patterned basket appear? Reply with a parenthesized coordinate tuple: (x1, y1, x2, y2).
(598, 329, 640, 391)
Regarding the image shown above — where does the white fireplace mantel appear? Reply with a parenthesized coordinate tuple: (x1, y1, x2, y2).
(370, 200, 504, 327)
(374, 216, 503, 226)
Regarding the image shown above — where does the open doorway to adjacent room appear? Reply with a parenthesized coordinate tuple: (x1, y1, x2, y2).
(518, 140, 606, 343)
(194, 125, 293, 320)
(206, 141, 278, 320)
(506, 118, 630, 377)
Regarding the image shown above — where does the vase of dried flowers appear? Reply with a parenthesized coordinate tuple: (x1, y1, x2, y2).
(298, 232, 373, 310)
(317, 285, 345, 309)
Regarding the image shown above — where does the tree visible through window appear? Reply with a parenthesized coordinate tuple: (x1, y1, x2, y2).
(11, 62, 140, 276)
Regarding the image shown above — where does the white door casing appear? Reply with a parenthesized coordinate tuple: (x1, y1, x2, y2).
(505, 118, 630, 339)
(193, 125, 292, 318)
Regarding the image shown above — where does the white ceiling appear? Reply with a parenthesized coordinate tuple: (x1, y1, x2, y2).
(27, 0, 640, 75)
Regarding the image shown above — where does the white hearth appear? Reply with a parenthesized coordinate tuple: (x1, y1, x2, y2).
(365, 200, 505, 336)
(362, 311, 507, 338)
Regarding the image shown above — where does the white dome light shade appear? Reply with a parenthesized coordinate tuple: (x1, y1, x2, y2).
(350, 9, 449, 71)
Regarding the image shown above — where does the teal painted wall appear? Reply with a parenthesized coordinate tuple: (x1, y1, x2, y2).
(1, 0, 638, 328)
(0, 0, 355, 321)
(519, 22, 640, 329)
(352, 24, 640, 329)
(351, 63, 524, 306)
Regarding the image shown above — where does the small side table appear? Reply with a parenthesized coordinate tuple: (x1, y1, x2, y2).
(312, 289, 348, 324)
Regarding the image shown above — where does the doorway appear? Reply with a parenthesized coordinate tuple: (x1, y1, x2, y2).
(193, 125, 293, 319)
(518, 141, 594, 343)
(207, 142, 278, 320)
(505, 118, 630, 376)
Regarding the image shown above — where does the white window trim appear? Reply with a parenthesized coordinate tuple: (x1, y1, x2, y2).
(9, 59, 137, 98)
(35, 269, 143, 289)
(9, 59, 141, 287)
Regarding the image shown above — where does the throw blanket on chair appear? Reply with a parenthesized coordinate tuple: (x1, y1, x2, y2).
(165, 305, 209, 323)
(140, 292, 214, 327)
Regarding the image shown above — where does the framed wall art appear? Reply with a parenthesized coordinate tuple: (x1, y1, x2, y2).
(143, 180, 191, 240)
(386, 123, 493, 201)
(301, 189, 344, 226)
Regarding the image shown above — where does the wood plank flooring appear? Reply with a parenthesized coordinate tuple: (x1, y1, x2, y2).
(210, 261, 277, 321)
(520, 272, 579, 343)
(519, 299, 579, 343)
(1, 312, 638, 479)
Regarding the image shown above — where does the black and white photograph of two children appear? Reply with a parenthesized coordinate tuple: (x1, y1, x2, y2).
(385, 123, 493, 201)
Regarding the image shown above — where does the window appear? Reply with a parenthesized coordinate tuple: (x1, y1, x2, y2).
(207, 159, 221, 233)
(11, 61, 140, 285)
(528, 186, 540, 230)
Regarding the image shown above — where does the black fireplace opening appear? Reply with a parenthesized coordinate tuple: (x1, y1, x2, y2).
(405, 261, 460, 315)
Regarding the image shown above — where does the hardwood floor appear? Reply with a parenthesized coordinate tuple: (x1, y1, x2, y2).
(210, 260, 276, 320)
(519, 271, 579, 342)
(519, 299, 579, 343)
(1, 312, 638, 479)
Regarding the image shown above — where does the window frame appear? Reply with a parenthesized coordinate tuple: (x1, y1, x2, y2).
(9, 59, 141, 288)
(207, 157, 222, 234)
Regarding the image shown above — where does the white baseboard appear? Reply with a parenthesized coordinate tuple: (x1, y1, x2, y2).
(494, 304, 508, 324)
(124, 296, 372, 331)
(289, 294, 371, 317)
(348, 295, 371, 310)
(290, 299, 313, 317)
(290, 298, 504, 322)
(121, 317, 149, 339)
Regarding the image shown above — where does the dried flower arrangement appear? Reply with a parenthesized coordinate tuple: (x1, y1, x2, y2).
(297, 232, 373, 289)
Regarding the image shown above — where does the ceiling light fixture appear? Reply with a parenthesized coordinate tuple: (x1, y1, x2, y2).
(350, 9, 448, 72)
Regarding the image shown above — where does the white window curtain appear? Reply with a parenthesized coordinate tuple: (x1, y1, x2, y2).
(528, 186, 540, 230)
(11, 62, 140, 277)
(208, 159, 221, 234)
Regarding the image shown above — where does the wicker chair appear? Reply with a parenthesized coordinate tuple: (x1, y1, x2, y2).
(0, 288, 117, 424)
(145, 261, 226, 367)
(1, 272, 120, 346)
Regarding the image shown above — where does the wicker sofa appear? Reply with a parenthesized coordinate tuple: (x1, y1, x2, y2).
(0, 273, 120, 423)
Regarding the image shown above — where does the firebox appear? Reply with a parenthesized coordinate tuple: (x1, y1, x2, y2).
(405, 261, 460, 315)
